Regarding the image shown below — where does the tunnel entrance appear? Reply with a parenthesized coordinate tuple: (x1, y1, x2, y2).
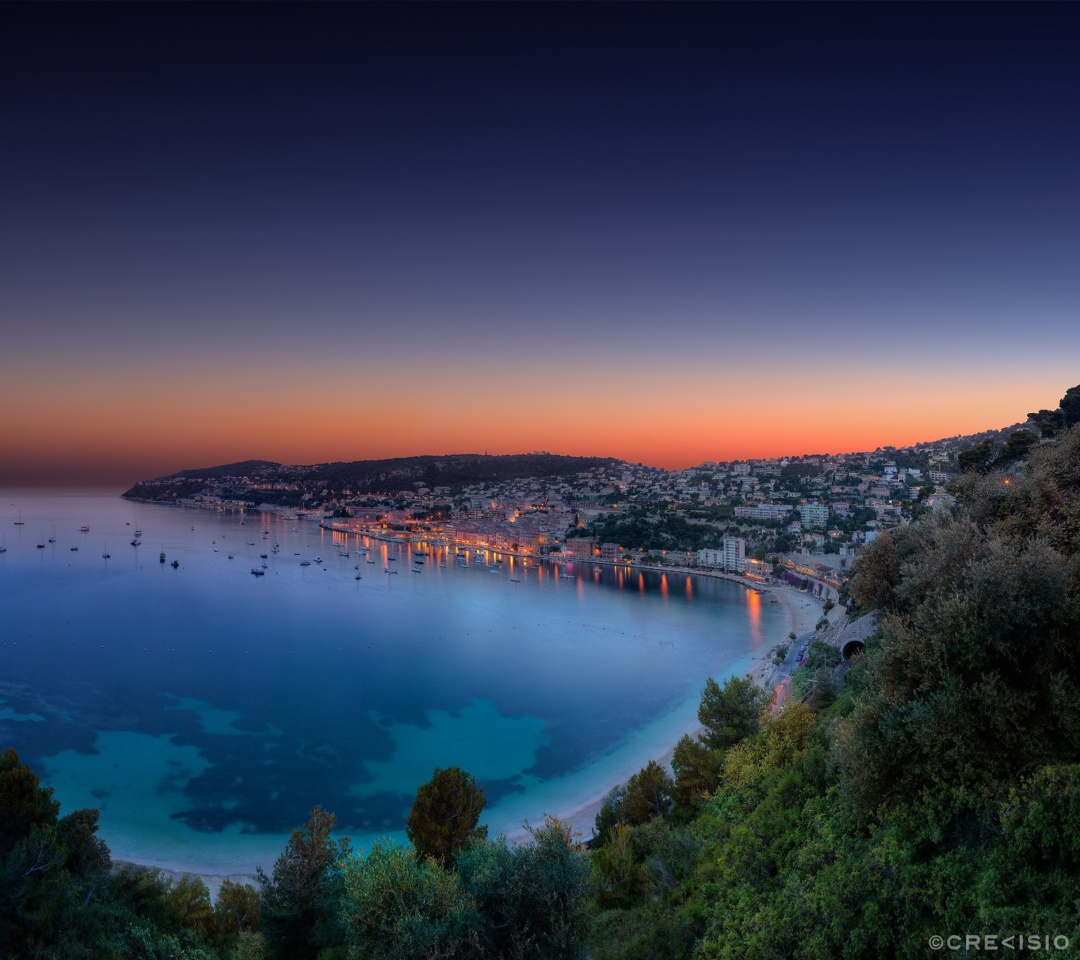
(841, 640, 865, 659)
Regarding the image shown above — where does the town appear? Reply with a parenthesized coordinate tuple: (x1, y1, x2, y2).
(123, 422, 1032, 603)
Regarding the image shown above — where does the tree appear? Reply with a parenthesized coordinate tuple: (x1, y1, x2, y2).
(1061, 384, 1080, 428)
(0, 747, 60, 858)
(671, 733, 723, 809)
(957, 438, 996, 474)
(592, 784, 626, 846)
(994, 428, 1038, 466)
(339, 840, 477, 960)
(1028, 407, 1064, 437)
(697, 675, 767, 752)
(457, 817, 592, 960)
(618, 760, 674, 825)
(406, 767, 487, 865)
(258, 805, 349, 960)
(212, 878, 262, 939)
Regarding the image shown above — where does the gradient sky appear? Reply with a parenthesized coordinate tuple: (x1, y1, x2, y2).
(3, 3, 1079, 486)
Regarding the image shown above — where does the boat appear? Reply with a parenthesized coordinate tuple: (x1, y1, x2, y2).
(37, 532, 45, 548)
(48, 527, 56, 543)
(79, 525, 89, 532)
(70, 546, 77, 552)
(300, 560, 311, 566)
(102, 546, 111, 559)
(414, 558, 425, 565)
(312, 556, 323, 564)
(367, 559, 376, 564)
(135, 529, 142, 537)
(354, 574, 362, 580)
(250, 568, 265, 576)
(14, 512, 24, 525)
(159, 551, 166, 563)
(171, 559, 179, 568)
(260, 553, 268, 559)
(131, 539, 141, 547)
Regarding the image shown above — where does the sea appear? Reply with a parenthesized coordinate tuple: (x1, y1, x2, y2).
(0, 490, 785, 877)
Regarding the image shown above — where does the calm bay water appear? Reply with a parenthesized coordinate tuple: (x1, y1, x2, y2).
(0, 490, 784, 874)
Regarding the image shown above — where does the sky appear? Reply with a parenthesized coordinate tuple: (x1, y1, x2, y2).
(2, 2, 1079, 486)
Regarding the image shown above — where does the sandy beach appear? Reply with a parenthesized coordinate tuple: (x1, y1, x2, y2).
(121, 576, 829, 888)
(506, 578, 831, 844)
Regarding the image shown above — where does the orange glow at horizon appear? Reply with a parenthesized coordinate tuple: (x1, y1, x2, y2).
(0, 357, 1070, 486)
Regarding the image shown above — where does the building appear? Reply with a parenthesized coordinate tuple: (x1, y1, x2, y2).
(565, 538, 597, 558)
(695, 537, 746, 572)
(733, 503, 793, 522)
(798, 501, 829, 529)
(723, 536, 746, 571)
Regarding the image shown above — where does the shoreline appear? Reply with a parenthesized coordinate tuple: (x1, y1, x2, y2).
(509, 578, 827, 843)
(108, 561, 824, 889)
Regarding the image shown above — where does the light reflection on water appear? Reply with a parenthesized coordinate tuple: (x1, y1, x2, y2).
(0, 490, 785, 873)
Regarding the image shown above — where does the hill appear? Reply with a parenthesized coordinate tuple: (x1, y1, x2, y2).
(122, 452, 626, 504)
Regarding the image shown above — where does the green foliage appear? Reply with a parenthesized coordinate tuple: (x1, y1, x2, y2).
(456, 816, 592, 960)
(837, 511, 1080, 815)
(697, 675, 767, 751)
(958, 437, 996, 473)
(670, 734, 723, 811)
(341, 818, 592, 960)
(406, 766, 487, 866)
(592, 784, 626, 846)
(339, 840, 478, 959)
(212, 878, 262, 939)
(0, 747, 61, 857)
(994, 427, 1039, 466)
(258, 805, 349, 960)
(1062, 384, 1080, 428)
(618, 760, 674, 826)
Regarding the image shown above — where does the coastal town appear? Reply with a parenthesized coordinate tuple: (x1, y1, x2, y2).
(123, 425, 1025, 607)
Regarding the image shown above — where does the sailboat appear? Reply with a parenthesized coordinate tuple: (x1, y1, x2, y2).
(48, 527, 56, 543)
(102, 543, 111, 559)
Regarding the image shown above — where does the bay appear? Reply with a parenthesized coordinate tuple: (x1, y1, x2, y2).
(0, 489, 785, 875)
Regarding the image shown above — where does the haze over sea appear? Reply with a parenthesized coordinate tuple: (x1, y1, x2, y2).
(0, 490, 783, 876)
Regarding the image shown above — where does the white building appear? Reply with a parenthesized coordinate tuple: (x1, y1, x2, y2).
(798, 501, 829, 528)
(695, 537, 745, 572)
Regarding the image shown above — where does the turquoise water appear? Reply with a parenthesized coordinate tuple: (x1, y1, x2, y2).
(0, 490, 784, 874)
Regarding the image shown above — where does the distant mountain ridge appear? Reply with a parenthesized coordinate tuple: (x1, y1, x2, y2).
(122, 453, 626, 503)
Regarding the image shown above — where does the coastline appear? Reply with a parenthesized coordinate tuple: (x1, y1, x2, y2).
(109, 564, 823, 889)
(509, 578, 828, 843)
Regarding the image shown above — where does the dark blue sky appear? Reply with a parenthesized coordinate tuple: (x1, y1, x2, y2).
(3, 3, 1078, 483)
